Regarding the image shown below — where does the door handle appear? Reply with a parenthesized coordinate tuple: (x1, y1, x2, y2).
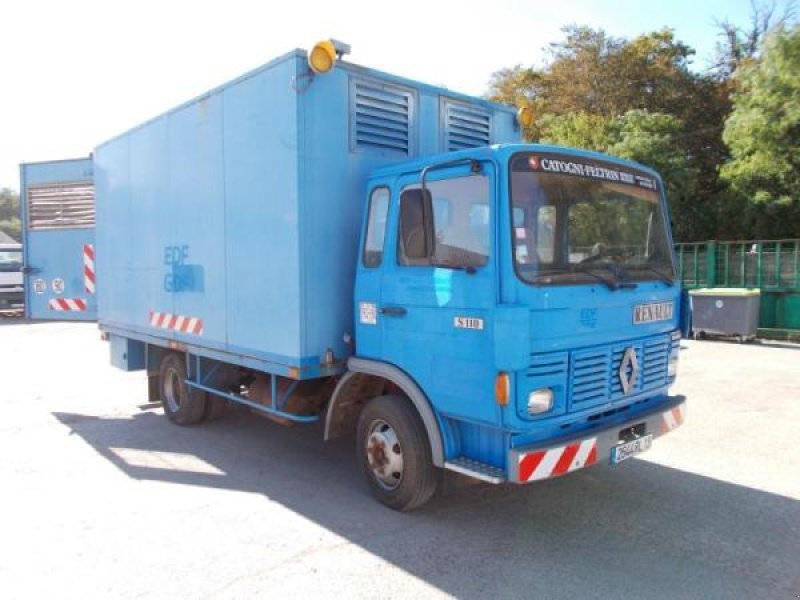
(21, 266, 40, 274)
(380, 306, 407, 317)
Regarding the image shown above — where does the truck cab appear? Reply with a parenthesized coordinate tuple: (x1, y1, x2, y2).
(351, 143, 685, 498)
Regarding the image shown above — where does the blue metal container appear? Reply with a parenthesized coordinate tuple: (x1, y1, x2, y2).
(94, 50, 518, 378)
(20, 157, 96, 321)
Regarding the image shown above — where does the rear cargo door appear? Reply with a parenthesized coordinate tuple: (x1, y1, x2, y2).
(21, 165, 97, 321)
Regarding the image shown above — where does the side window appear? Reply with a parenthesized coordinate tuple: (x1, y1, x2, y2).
(398, 174, 490, 268)
(362, 187, 390, 268)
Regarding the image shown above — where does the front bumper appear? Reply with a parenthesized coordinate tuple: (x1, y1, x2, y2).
(508, 395, 686, 483)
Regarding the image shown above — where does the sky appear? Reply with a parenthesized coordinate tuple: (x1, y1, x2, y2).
(0, 0, 762, 190)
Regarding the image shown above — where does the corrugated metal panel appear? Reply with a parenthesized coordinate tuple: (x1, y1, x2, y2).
(351, 79, 413, 154)
(28, 182, 95, 230)
(443, 99, 491, 151)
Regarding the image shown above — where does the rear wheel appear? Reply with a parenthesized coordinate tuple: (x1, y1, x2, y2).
(356, 395, 438, 511)
(158, 353, 206, 425)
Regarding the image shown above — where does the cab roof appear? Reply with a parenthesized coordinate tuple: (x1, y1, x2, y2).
(368, 143, 661, 181)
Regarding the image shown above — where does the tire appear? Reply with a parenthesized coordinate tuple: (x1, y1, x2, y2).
(158, 353, 206, 425)
(356, 395, 438, 511)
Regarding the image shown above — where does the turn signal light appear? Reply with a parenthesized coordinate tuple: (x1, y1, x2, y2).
(495, 372, 510, 406)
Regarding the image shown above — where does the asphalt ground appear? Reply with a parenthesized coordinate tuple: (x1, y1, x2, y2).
(1, 319, 798, 599)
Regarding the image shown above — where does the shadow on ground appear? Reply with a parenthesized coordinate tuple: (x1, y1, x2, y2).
(53, 406, 800, 600)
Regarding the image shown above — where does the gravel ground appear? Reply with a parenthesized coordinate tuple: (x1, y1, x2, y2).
(1, 320, 798, 599)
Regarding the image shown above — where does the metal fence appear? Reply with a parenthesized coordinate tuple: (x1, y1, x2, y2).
(675, 239, 800, 339)
(676, 240, 800, 290)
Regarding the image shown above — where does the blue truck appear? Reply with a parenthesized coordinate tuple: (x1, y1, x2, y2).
(93, 42, 686, 510)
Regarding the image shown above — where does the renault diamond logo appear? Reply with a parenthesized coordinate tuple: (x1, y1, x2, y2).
(619, 347, 639, 395)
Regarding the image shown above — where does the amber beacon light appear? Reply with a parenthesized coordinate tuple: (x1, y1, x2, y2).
(308, 39, 351, 74)
(517, 106, 534, 128)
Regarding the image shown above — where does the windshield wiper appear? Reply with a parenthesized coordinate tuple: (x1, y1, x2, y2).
(571, 264, 637, 291)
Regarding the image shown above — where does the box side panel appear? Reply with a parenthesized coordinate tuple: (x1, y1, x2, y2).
(98, 61, 302, 365)
(167, 95, 227, 341)
(298, 69, 370, 363)
(97, 118, 178, 331)
(223, 57, 302, 360)
(95, 138, 129, 326)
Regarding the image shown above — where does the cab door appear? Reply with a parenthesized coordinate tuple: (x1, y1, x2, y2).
(20, 159, 97, 321)
(378, 162, 499, 424)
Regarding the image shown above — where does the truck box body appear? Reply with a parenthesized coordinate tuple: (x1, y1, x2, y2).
(95, 50, 518, 377)
(20, 158, 96, 321)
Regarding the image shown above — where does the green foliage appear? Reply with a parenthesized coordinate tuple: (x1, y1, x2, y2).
(488, 25, 729, 241)
(0, 188, 21, 242)
(537, 112, 616, 152)
(721, 26, 800, 238)
(537, 109, 705, 241)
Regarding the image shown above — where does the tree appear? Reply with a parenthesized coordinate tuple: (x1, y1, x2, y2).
(712, 0, 796, 80)
(487, 26, 728, 240)
(0, 188, 21, 242)
(721, 25, 800, 238)
(537, 110, 703, 240)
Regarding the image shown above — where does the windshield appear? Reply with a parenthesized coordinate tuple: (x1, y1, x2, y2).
(509, 153, 674, 287)
(0, 249, 22, 273)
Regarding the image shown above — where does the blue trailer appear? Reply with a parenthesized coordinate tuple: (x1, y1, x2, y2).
(20, 158, 97, 321)
(97, 43, 687, 510)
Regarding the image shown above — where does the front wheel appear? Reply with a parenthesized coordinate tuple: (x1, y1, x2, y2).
(356, 395, 438, 511)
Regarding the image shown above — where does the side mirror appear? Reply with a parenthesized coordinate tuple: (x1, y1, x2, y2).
(399, 188, 434, 261)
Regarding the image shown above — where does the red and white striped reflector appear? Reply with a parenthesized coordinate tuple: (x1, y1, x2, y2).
(661, 403, 686, 433)
(84, 244, 95, 294)
(149, 311, 204, 336)
(49, 298, 87, 311)
(518, 437, 598, 483)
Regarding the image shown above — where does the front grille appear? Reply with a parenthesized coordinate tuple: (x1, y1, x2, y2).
(529, 333, 673, 413)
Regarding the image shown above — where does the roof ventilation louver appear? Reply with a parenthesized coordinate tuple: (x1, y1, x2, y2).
(444, 100, 491, 151)
(352, 80, 413, 154)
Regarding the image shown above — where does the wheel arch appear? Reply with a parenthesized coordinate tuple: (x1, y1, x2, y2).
(324, 357, 445, 467)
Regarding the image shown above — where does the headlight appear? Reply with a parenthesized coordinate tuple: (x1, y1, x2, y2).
(527, 388, 553, 415)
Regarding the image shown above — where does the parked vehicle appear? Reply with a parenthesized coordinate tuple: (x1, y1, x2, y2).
(0, 243, 24, 310)
(90, 43, 686, 509)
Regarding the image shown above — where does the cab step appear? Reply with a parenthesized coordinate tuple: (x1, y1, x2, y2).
(444, 457, 506, 484)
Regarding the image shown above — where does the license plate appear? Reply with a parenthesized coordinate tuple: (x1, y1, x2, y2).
(633, 302, 674, 324)
(610, 434, 653, 464)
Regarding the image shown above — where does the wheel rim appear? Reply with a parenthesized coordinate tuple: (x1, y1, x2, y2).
(164, 367, 182, 413)
(366, 419, 404, 490)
